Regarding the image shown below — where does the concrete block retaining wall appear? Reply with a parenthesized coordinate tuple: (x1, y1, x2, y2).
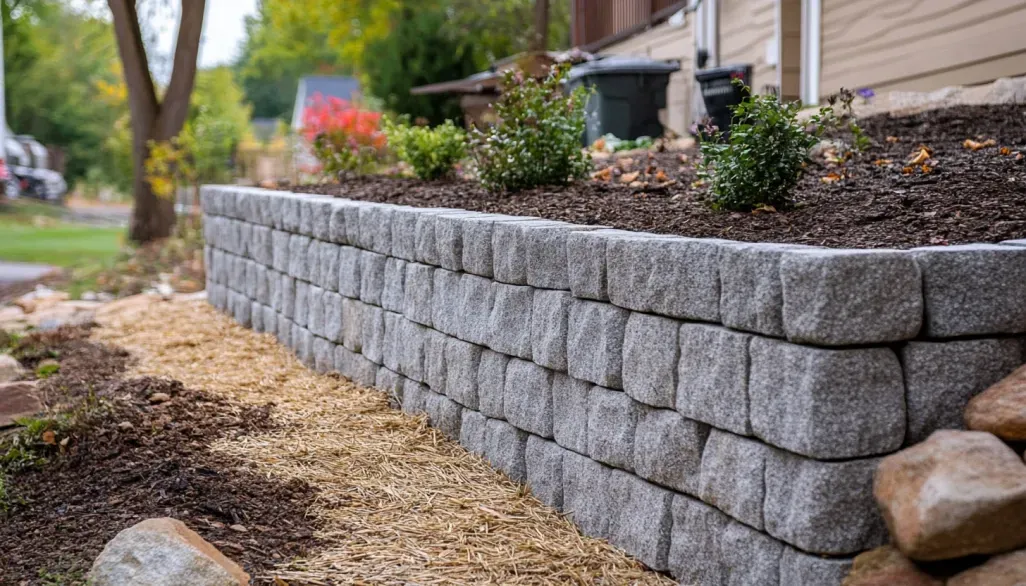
(201, 185, 1026, 585)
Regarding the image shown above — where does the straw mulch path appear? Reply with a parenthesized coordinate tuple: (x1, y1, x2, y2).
(92, 297, 673, 585)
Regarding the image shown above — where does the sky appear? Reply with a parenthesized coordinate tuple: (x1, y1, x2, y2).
(153, 0, 259, 70)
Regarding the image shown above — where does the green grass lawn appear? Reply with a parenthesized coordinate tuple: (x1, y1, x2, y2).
(0, 200, 125, 267)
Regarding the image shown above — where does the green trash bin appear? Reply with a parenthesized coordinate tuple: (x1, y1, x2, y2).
(567, 56, 680, 147)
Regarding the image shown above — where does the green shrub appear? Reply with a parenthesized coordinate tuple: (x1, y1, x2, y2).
(383, 118, 467, 180)
(471, 63, 591, 191)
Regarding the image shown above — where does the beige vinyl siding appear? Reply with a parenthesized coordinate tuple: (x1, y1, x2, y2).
(821, 0, 1026, 97)
(601, 18, 696, 135)
(718, 0, 778, 92)
(778, 0, 802, 100)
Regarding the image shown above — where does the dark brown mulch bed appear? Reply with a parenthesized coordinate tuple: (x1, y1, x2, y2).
(296, 104, 1026, 248)
(0, 329, 319, 585)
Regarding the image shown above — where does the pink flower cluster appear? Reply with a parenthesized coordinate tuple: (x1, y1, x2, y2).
(301, 93, 386, 151)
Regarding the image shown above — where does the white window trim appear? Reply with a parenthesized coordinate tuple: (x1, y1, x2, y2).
(695, 0, 719, 68)
(800, 0, 821, 104)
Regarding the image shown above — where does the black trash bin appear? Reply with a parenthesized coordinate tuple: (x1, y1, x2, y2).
(567, 56, 680, 146)
(695, 64, 753, 138)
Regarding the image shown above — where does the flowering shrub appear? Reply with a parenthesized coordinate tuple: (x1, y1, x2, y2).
(302, 93, 386, 177)
(382, 117, 467, 180)
(471, 63, 591, 191)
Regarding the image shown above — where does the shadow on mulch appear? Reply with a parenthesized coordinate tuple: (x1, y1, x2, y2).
(0, 327, 320, 585)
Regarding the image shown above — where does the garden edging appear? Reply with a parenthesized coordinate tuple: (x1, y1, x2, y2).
(201, 185, 1026, 585)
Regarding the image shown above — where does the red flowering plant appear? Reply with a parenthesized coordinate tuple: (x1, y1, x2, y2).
(301, 93, 387, 177)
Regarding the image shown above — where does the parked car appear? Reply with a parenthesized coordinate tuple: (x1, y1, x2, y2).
(0, 158, 19, 200)
(4, 134, 67, 202)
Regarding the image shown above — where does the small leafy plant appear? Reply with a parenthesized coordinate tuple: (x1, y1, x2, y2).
(471, 63, 591, 191)
(302, 93, 387, 177)
(383, 118, 467, 180)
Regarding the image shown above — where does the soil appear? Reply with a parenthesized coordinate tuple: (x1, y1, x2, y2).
(0, 328, 319, 585)
(296, 104, 1026, 248)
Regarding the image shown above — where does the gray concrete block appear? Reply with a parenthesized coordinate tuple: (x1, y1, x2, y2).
(279, 192, 302, 232)
(778, 546, 853, 586)
(287, 235, 312, 282)
(719, 242, 812, 338)
(698, 429, 770, 530)
(317, 241, 340, 292)
(306, 285, 325, 338)
(424, 328, 448, 395)
(566, 229, 636, 301)
(233, 292, 252, 327)
(562, 450, 612, 538)
(425, 390, 463, 441)
(359, 251, 387, 306)
(200, 185, 220, 215)
(488, 283, 533, 359)
(271, 230, 290, 272)
(459, 409, 488, 456)
(623, 313, 681, 409)
(492, 219, 565, 285)
(337, 246, 362, 298)
(361, 305, 386, 364)
(607, 236, 726, 322)
(293, 281, 309, 327)
(266, 268, 281, 310)
(335, 345, 378, 387)
(526, 224, 604, 290)
(403, 263, 434, 327)
(634, 408, 708, 496)
(243, 259, 260, 299)
(413, 210, 460, 266)
(357, 204, 393, 255)
(434, 212, 475, 271)
(300, 196, 333, 240)
(431, 269, 463, 337)
(401, 380, 429, 416)
(322, 291, 344, 343)
(254, 265, 271, 306)
(504, 359, 554, 438)
(531, 289, 572, 371)
(749, 337, 906, 459)
(525, 436, 564, 510)
(382, 311, 402, 373)
(780, 248, 923, 345)
(902, 338, 1025, 443)
(588, 387, 644, 471)
(764, 448, 887, 555)
(912, 244, 1026, 337)
(484, 418, 529, 483)
(306, 240, 324, 288)
(399, 318, 428, 383)
(280, 275, 296, 319)
(457, 274, 496, 346)
(341, 297, 363, 352)
(250, 301, 264, 332)
(295, 326, 314, 367)
(677, 323, 753, 435)
(381, 257, 407, 312)
(375, 366, 403, 404)
(262, 306, 276, 337)
(720, 521, 783, 586)
(229, 254, 246, 288)
(390, 206, 424, 261)
(460, 215, 525, 277)
(552, 373, 590, 454)
(249, 225, 273, 266)
(567, 299, 629, 389)
(667, 494, 730, 584)
(236, 221, 251, 258)
(276, 314, 292, 347)
(607, 470, 674, 572)
(477, 349, 509, 420)
(313, 336, 334, 373)
(445, 337, 482, 409)
(327, 199, 350, 244)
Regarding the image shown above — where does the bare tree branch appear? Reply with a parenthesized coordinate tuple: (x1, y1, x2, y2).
(107, 0, 159, 142)
(157, 0, 205, 139)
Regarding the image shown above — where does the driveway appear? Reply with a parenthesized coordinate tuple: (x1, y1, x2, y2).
(0, 261, 56, 285)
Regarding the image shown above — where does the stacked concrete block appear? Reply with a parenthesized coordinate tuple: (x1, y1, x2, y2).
(204, 186, 1026, 586)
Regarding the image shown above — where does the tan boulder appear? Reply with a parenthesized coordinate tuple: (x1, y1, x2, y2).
(842, 546, 942, 586)
(874, 430, 1026, 561)
(0, 353, 26, 383)
(88, 518, 249, 586)
(948, 549, 1026, 586)
(966, 364, 1026, 441)
(0, 380, 42, 428)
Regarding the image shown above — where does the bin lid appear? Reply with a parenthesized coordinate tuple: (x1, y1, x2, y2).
(568, 56, 680, 80)
(694, 64, 753, 82)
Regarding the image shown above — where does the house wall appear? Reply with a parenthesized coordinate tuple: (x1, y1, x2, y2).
(819, 0, 1026, 97)
(718, 0, 778, 92)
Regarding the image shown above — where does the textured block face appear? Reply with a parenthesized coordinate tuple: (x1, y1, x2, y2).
(460, 215, 522, 277)
(361, 305, 386, 364)
(293, 281, 309, 327)
(431, 269, 463, 337)
(444, 337, 482, 409)
(335, 346, 378, 387)
(322, 292, 344, 343)
(381, 257, 407, 313)
(413, 210, 461, 266)
(719, 242, 810, 337)
(634, 409, 708, 496)
(567, 300, 629, 389)
(249, 225, 273, 266)
(493, 220, 565, 285)
(503, 359, 554, 438)
(280, 275, 296, 319)
(526, 224, 597, 290)
(566, 229, 630, 301)
(607, 236, 725, 322)
(317, 241, 340, 292)
(749, 338, 906, 459)
(262, 306, 277, 336)
(401, 380, 429, 416)
(764, 449, 887, 555)
(780, 249, 923, 345)
(295, 326, 314, 366)
(375, 367, 403, 403)
(280, 193, 302, 232)
(677, 323, 753, 435)
(587, 387, 644, 471)
(337, 246, 362, 298)
(359, 251, 387, 307)
(390, 207, 426, 261)
(306, 286, 325, 338)
(398, 319, 428, 383)
(488, 284, 533, 359)
(434, 212, 476, 271)
(357, 204, 393, 254)
(403, 263, 434, 326)
(902, 338, 1025, 443)
(301, 197, 333, 240)
(276, 315, 292, 347)
(484, 419, 529, 483)
(562, 451, 612, 538)
(457, 274, 496, 346)
(271, 230, 290, 272)
(551, 373, 590, 454)
(525, 436, 565, 510)
(287, 235, 312, 282)
(668, 495, 730, 584)
(313, 337, 334, 373)
(341, 298, 363, 352)
(425, 390, 463, 441)
(698, 429, 770, 530)
(912, 244, 1026, 337)
(607, 471, 674, 572)
(424, 329, 448, 395)
(250, 301, 264, 332)
(306, 241, 324, 290)
(477, 350, 509, 420)
(243, 260, 260, 299)
(720, 521, 783, 586)
(623, 313, 681, 409)
(459, 409, 488, 456)
(327, 200, 349, 244)
(778, 546, 853, 586)
(382, 311, 402, 373)
(531, 289, 573, 371)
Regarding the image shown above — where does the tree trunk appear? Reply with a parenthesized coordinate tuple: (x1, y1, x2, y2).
(533, 0, 550, 52)
(128, 140, 176, 242)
